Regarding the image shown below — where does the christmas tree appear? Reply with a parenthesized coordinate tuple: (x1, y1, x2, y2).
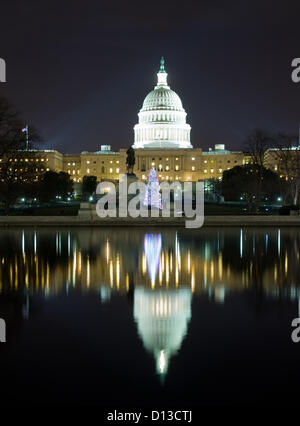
(143, 167, 162, 209)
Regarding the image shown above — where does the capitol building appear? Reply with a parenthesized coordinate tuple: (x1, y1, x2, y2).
(21, 58, 253, 184)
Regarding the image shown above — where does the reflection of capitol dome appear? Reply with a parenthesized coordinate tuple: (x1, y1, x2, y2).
(132, 57, 192, 149)
(133, 287, 192, 379)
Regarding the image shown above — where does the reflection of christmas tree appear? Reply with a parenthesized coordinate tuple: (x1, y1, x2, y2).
(143, 168, 162, 209)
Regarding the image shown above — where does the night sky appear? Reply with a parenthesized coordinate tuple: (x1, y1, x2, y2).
(1, 0, 300, 153)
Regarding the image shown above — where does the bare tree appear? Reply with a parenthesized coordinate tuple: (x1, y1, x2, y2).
(0, 96, 42, 213)
(272, 133, 300, 205)
(244, 128, 274, 212)
(0, 96, 40, 154)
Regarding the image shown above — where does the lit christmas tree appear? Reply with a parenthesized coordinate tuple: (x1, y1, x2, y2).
(143, 167, 162, 209)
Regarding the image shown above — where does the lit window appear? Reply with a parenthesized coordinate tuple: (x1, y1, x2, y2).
(72, 170, 75, 175)
(192, 166, 195, 171)
(166, 165, 169, 171)
(87, 160, 90, 164)
(175, 165, 179, 171)
(175, 157, 179, 160)
(116, 160, 119, 164)
(204, 160, 207, 163)
(158, 164, 162, 170)
(192, 157, 195, 160)
(72, 162, 75, 166)
(166, 176, 169, 180)
(211, 169, 214, 173)
(176, 176, 179, 180)
(109, 168, 113, 173)
(87, 168, 90, 173)
(116, 168, 119, 173)
(110, 160, 113, 164)
(204, 169, 207, 173)
(151, 162, 155, 166)
(68, 162, 71, 166)
(219, 168, 222, 173)
(68, 170, 71, 174)
(142, 174, 146, 180)
(166, 158, 169, 161)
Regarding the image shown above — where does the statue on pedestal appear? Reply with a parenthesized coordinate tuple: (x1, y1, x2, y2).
(126, 147, 135, 175)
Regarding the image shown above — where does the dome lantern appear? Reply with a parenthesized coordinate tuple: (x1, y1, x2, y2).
(156, 56, 169, 88)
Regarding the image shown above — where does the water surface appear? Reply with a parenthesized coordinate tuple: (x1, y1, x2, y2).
(0, 227, 300, 413)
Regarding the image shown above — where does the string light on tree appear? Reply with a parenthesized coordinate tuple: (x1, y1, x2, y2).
(143, 167, 162, 209)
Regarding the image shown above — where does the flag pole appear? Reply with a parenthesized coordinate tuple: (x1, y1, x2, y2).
(26, 125, 29, 150)
(22, 125, 29, 150)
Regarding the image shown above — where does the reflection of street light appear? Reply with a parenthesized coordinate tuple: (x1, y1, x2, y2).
(277, 197, 282, 202)
(89, 196, 93, 202)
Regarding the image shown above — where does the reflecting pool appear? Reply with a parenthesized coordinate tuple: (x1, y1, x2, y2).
(0, 227, 300, 412)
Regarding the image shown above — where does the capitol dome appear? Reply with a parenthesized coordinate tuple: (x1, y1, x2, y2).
(132, 58, 192, 149)
(142, 87, 184, 112)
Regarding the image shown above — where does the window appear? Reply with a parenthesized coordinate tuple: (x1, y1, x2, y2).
(204, 160, 207, 163)
(192, 166, 195, 171)
(210, 169, 214, 173)
(87, 160, 90, 164)
(192, 157, 195, 160)
(116, 168, 119, 173)
(101, 166, 105, 173)
(109, 168, 113, 173)
(165, 165, 169, 171)
(87, 169, 90, 174)
(204, 169, 207, 173)
(175, 165, 179, 171)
